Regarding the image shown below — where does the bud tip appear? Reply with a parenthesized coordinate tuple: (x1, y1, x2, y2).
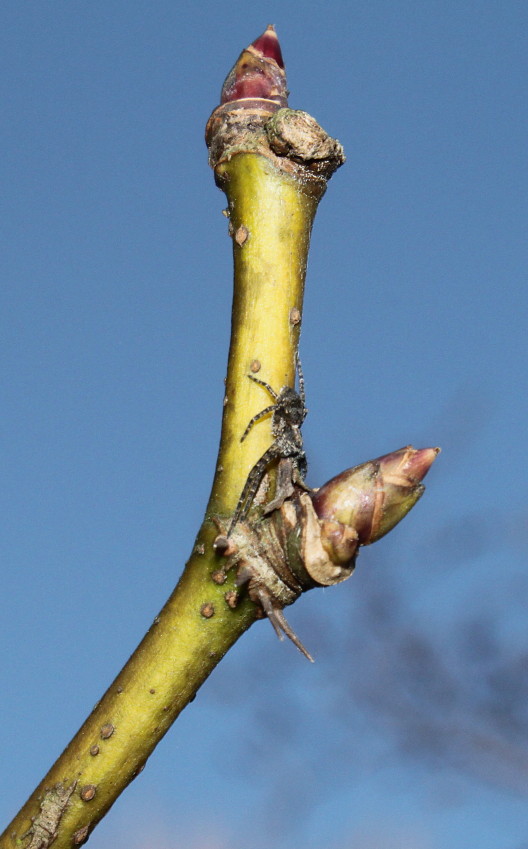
(401, 445, 441, 482)
(250, 25, 284, 69)
(220, 26, 288, 106)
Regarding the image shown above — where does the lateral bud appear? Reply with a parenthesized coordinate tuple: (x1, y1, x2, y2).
(311, 446, 440, 564)
(224, 446, 438, 662)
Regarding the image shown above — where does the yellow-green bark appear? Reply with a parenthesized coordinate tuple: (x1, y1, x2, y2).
(208, 152, 320, 517)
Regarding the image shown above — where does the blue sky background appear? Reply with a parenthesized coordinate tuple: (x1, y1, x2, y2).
(1, 2, 527, 848)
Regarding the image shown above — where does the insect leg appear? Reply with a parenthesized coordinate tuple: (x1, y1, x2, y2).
(240, 404, 278, 442)
(295, 352, 306, 406)
(227, 446, 278, 535)
(246, 373, 279, 399)
(262, 457, 295, 514)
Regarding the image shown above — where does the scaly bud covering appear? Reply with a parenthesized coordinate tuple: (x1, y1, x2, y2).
(220, 24, 288, 106)
(206, 26, 344, 182)
(312, 446, 440, 557)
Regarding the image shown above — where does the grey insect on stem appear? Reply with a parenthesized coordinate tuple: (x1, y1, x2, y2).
(227, 355, 309, 537)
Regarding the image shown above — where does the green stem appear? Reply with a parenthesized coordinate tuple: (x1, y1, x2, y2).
(209, 151, 320, 518)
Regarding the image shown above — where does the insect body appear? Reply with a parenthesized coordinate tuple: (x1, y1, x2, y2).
(227, 358, 308, 536)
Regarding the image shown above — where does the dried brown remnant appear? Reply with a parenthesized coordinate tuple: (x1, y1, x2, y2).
(194, 542, 205, 555)
(207, 104, 335, 195)
(224, 590, 239, 609)
(100, 723, 114, 740)
(297, 493, 356, 586)
(200, 602, 215, 619)
(22, 781, 77, 849)
(149, 688, 156, 694)
(89, 745, 99, 756)
(250, 359, 261, 373)
(279, 499, 297, 530)
(79, 785, 96, 803)
(266, 109, 345, 177)
(73, 825, 90, 845)
(318, 519, 359, 566)
(235, 553, 313, 661)
(226, 490, 356, 662)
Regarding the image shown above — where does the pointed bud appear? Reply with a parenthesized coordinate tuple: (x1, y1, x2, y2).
(312, 446, 440, 547)
(220, 25, 288, 106)
(250, 24, 284, 68)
